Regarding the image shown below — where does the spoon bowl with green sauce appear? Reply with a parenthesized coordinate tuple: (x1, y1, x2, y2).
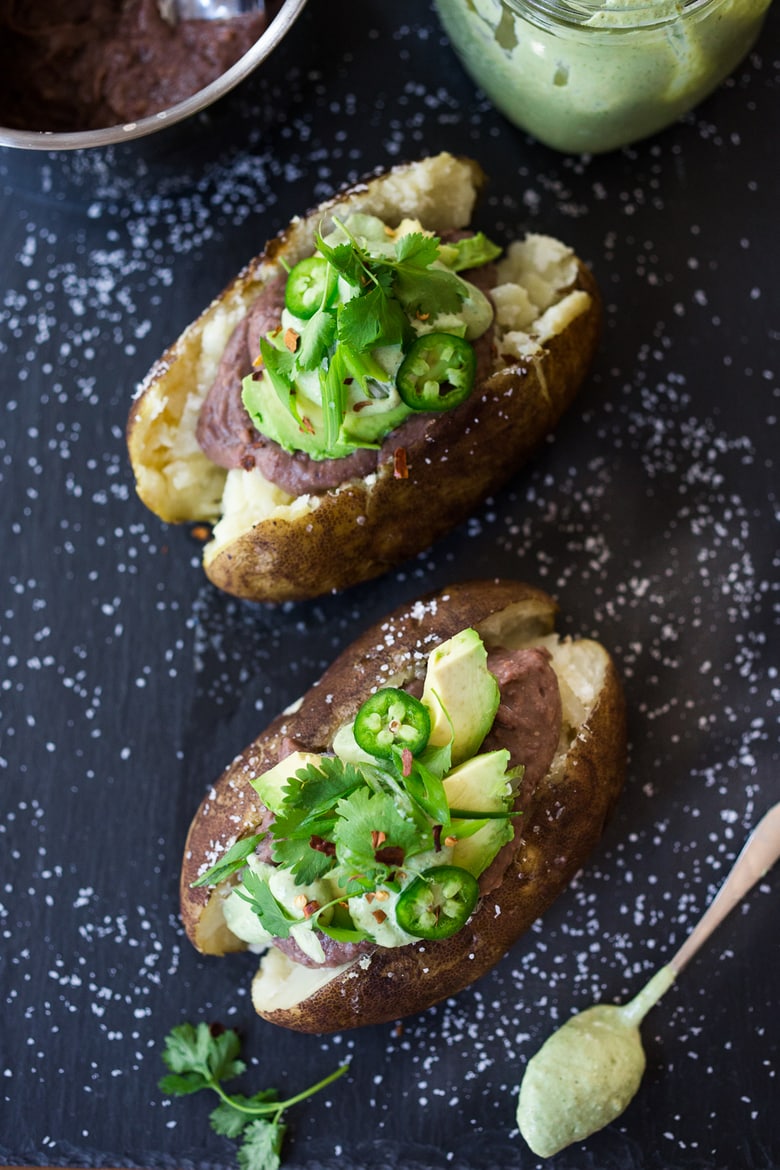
(517, 801, 780, 1158)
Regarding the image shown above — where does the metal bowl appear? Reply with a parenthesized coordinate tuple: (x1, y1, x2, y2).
(0, 0, 307, 152)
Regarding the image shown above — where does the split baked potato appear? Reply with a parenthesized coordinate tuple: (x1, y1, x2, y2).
(127, 153, 601, 603)
(180, 579, 626, 1033)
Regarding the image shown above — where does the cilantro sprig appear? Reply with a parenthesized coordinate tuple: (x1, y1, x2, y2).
(315, 219, 471, 353)
(159, 1021, 348, 1170)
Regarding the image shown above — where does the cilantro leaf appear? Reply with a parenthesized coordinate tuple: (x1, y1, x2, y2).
(271, 803, 337, 845)
(159, 1070, 210, 1096)
(238, 1118, 287, 1170)
(235, 868, 296, 939)
(270, 757, 368, 883)
(189, 833, 265, 889)
(296, 308, 336, 371)
(333, 787, 425, 877)
(271, 832, 336, 885)
(338, 285, 407, 352)
(314, 231, 365, 286)
(282, 756, 366, 820)
(394, 231, 442, 268)
(160, 1022, 245, 1086)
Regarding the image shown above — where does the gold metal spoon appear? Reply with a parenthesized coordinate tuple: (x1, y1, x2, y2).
(517, 801, 780, 1158)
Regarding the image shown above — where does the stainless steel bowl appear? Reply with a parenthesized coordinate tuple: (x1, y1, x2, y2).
(0, 0, 307, 151)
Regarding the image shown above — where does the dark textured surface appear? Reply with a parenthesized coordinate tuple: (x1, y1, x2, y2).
(0, 2, 778, 1167)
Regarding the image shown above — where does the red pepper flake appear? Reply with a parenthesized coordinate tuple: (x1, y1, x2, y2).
(284, 327, 299, 353)
(401, 748, 413, 777)
(190, 524, 211, 543)
(299, 416, 316, 435)
(393, 447, 409, 479)
(252, 352, 264, 368)
(375, 845, 405, 867)
(444, 835, 458, 848)
(370, 830, 387, 851)
(310, 835, 336, 857)
(432, 824, 443, 852)
(415, 311, 430, 321)
(353, 400, 373, 412)
(372, 909, 388, 924)
(303, 900, 320, 919)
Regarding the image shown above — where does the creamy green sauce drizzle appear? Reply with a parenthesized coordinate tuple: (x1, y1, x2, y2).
(517, 965, 676, 1157)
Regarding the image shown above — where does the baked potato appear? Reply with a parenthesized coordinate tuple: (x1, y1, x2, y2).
(127, 153, 601, 603)
(180, 579, 626, 1033)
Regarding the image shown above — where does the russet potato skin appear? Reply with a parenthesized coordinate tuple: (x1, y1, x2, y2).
(180, 580, 627, 1030)
(127, 153, 601, 603)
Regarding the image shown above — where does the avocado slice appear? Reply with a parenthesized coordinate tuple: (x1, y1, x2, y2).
(249, 750, 322, 813)
(443, 749, 515, 878)
(421, 628, 500, 765)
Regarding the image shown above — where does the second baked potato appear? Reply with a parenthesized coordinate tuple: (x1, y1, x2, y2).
(180, 580, 626, 1032)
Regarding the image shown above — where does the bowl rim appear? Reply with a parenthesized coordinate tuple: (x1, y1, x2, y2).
(0, 0, 308, 151)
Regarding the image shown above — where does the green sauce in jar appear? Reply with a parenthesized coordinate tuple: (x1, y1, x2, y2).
(435, 0, 771, 153)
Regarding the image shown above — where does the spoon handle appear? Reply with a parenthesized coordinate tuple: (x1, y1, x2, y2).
(669, 801, 780, 975)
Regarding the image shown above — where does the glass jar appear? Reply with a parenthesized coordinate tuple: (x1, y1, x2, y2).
(435, 0, 771, 153)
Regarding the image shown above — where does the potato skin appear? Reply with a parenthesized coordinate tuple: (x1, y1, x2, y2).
(128, 153, 601, 603)
(180, 580, 627, 1029)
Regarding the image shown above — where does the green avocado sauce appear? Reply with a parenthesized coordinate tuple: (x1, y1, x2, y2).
(517, 966, 676, 1156)
(435, 0, 771, 154)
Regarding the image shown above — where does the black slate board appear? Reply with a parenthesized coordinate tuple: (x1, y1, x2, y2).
(1, 2, 778, 1168)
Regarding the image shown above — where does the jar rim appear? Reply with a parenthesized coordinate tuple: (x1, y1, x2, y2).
(498, 0, 718, 29)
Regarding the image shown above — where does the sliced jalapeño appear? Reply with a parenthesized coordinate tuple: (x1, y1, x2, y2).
(353, 687, 431, 759)
(395, 865, 479, 939)
(285, 256, 336, 320)
(396, 332, 476, 412)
